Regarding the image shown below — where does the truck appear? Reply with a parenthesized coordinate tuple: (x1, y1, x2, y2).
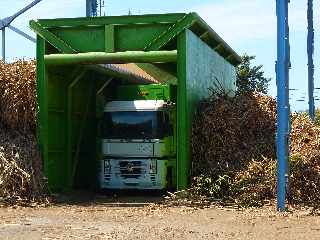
(98, 84, 177, 190)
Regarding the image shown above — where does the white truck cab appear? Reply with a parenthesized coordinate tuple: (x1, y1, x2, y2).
(99, 100, 174, 189)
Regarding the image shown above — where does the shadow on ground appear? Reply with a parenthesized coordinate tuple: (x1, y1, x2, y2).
(52, 190, 166, 208)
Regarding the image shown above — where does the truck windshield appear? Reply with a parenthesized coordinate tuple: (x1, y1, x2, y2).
(101, 111, 170, 139)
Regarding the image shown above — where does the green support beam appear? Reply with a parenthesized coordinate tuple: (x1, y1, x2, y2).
(30, 20, 76, 54)
(44, 50, 178, 65)
(105, 25, 115, 53)
(37, 13, 186, 28)
(143, 12, 241, 66)
(145, 13, 195, 51)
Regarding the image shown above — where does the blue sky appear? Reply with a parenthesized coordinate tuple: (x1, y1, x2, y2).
(0, 0, 318, 111)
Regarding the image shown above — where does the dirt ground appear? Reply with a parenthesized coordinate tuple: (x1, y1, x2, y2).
(0, 194, 319, 240)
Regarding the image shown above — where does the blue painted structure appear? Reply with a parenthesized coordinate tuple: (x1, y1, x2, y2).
(86, 0, 98, 17)
(308, 0, 315, 120)
(276, 0, 290, 211)
(86, 0, 105, 17)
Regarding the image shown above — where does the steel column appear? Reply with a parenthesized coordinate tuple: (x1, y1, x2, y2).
(8, 25, 36, 43)
(86, 0, 98, 17)
(276, 0, 290, 211)
(2, 29, 5, 61)
(8, 0, 43, 22)
(308, 0, 315, 120)
(67, 69, 87, 188)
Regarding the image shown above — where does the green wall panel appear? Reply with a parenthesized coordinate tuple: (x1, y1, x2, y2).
(52, 27, 105, 52)
(176, 30, 236, 189)
(50, 24, 171, 53)
(116, 24, 170, 51)
(43, 66, 98, 191)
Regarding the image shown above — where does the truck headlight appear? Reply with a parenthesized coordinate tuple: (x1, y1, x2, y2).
(150, 160, 157, 174)
(104, 159, 111, 173)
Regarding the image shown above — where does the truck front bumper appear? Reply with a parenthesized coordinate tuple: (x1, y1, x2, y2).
(99, 159, 168, 190)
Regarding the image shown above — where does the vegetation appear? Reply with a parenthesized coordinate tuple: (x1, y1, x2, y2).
(185, 91, 320, 209)
(236, 54, 271, 95)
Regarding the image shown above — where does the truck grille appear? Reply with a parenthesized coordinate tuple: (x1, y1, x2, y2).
(119, 161, 144, 179)
(101, 159, 160, 188)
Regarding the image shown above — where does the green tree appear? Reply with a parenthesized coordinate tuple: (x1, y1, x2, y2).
(236, 54, 271, 95)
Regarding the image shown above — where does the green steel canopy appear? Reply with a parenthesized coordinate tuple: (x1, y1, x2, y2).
(30, 12, 240, 191)
(30, 12, 241, 66)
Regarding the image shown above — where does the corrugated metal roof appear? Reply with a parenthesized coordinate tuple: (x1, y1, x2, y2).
(100, 63, 159, 84)
(111, 64, 158, 83)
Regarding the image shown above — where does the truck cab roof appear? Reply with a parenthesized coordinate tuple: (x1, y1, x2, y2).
(104, 100, 166, 112)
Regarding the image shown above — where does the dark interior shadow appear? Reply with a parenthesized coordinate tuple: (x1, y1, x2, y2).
(52, 189, 166, 208)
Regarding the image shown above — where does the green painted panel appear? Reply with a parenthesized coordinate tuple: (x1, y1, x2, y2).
(176, 30, 236, 190)
(43, 65, 98, 191)
(48, 24, 171, 53)
(115, 84, 173, 101)
(47, 113, 67, 152)
(70, 74, 97, 189)
(185, 30, 236, 96)
(45, 66, 70, 191)
(52, 27, 105, 52)
(46, 152, 67, 191)
(116, 24, 170, 51)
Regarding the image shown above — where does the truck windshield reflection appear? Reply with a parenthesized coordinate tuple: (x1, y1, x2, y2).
(101, 111, 170, 139)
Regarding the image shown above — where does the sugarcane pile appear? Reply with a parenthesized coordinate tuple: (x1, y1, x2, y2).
(192, 92, 277, 178)
(0, 60, 47, 205)
(289, 114, 320, 206)
(189, 91, 320, 208)
(0, 124, 47, 204)
(0, 60, 37, 132)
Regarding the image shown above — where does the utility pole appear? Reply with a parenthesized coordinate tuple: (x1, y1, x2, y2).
(307, 0, 315, 120)
(2, 29, 5, 61)
(276, 0, 290, 211)
(86, 0, 98, 17)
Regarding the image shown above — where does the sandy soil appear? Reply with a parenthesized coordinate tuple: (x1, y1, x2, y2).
(0, 195, 319, 240)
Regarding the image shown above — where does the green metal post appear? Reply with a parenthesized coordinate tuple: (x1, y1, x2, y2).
(176, 31, 188, 190)
(105, 25, 115, 53)
(70, 84, 94, 187)
(36, 36, 49, 180)
(67, 69, 87, 188)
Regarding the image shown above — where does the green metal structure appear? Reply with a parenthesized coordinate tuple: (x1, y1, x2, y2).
(30, 12, 240, 192)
